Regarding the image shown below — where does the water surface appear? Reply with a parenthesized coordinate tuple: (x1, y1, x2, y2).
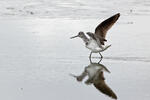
(0, 16, 150, 100)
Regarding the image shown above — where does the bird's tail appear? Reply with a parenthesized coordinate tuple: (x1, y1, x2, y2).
(100, 45, 111, 52)
(103, 44, 111, 51)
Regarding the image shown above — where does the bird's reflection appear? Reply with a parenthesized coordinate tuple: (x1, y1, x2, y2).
(70, 62, 117, 99)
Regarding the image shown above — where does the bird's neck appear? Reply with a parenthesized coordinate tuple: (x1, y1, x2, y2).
(81, 35, 89, 45)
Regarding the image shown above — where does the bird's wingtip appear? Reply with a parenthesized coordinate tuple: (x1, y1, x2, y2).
(112, 94, 117, 100)
(116, 13, 120, 17)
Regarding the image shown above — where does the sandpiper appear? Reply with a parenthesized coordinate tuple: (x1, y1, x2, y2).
(70, 63, 117, 99)
(70, 13, 120, 62)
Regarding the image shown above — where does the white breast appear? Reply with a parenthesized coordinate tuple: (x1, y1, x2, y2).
(85, 65, 102, 78)
(86, 67, 99, 78)
(86, 39, 103, 53)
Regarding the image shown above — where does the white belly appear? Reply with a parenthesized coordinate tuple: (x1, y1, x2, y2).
(85, 63, 110, 79)
(86, 66, 101, 78)
(86, 39, 103, 53)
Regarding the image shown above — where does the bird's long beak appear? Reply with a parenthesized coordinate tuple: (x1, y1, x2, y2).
(70, 35, 79, 39)
(69, 73, 77, 78)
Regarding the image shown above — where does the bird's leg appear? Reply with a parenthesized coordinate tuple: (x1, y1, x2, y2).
(89, 52, 92, 58)
(98, 52, 103, 63)
(89, 52, 92, 63)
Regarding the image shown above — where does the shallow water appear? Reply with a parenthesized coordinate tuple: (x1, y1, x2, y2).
(0, 15, 150, 100)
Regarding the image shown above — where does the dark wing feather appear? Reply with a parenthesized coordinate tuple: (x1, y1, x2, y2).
(95, 13, 120, 45)
(86, 32, 97, 40)
(93, 71, 117, 99)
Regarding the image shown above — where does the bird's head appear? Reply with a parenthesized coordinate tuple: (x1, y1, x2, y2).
(70, 31, 85, 39)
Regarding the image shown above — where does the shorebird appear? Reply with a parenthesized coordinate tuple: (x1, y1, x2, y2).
(70, 63, 117, 99)
(70, 13, 120, 62)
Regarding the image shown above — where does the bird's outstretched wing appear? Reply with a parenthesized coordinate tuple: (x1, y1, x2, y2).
(95, 13, 120, 45)
(93, 71, 117, 99)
